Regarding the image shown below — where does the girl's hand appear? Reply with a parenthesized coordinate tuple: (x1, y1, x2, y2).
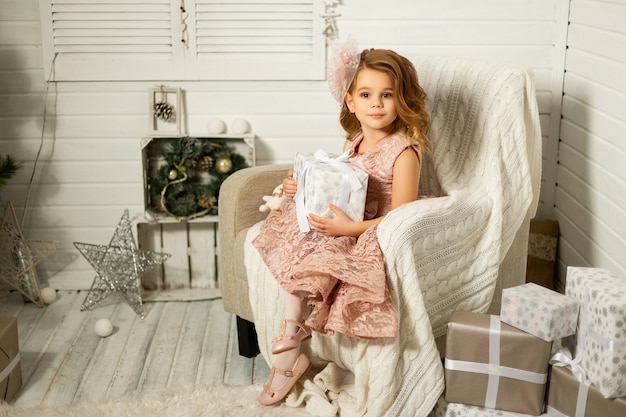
(308, 204, 356, 237)
(282, 170, 298, 198)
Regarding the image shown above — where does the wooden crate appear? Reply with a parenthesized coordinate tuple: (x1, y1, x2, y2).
(141, 134, 255, 221)
(136, 134, 255, 300)
(135, 217, 221, 301)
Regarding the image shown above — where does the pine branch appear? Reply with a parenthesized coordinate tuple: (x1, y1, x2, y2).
(0, 154, 23, 188)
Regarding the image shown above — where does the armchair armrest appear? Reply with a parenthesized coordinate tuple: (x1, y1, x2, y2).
(218, 164, 290, 319)
(219, 164, 291, 236)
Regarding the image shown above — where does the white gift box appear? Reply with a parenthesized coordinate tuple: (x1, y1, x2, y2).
(293, 149, 368, 232)
(564, 266, 626, 398)
(500, 282, 579, 342)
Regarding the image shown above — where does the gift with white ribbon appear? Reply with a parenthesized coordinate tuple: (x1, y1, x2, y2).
(564, 266, 626, 398)
(546, 348, 626, 417)
(293, 149, 368, 232)
(444, 311, 551, 415)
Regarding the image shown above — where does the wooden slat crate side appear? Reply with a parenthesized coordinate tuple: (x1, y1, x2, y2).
(136, 219, 220, 296)
(188, 222, 218, 289)
(136, 222, 165, 290)
(160, 222, 190, 289)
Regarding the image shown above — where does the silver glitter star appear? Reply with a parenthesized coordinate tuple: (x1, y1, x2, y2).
(74, 209, 170, 318)
(0, 201, 61, 307)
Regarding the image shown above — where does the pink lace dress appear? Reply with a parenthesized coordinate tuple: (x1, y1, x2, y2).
(252, 132, 421, 339)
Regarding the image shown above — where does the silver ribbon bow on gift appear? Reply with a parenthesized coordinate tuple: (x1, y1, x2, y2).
(294, 148, 363, 233)
(547, 347, 591, 417)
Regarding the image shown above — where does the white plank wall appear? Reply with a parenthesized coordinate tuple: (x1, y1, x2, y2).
(0, 0, 585, 290)
(554, 0, 626, 289)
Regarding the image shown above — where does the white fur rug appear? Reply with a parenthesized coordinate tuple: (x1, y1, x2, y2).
(0, 385, 311, 417)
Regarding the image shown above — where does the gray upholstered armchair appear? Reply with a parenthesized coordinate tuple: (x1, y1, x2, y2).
(218, 56, 541, 359)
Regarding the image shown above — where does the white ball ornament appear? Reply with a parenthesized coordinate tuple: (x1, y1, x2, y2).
(207, 118, 227, 135)
(94, 318, 114, 338)
(230, 118, 251, 135)
(41, 287, 57, 304)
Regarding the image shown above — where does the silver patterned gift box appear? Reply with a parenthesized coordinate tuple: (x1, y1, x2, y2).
(293, 149, 368, 232)
(564, 266, 626, 399)
(500, 282, 579, 342)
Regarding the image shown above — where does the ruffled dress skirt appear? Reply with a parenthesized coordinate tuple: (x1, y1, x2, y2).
(252, 194, 398, 339)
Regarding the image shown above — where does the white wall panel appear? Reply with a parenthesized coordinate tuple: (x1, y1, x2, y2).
(0, 0, 570, 289)
(555, 0, 626, 288)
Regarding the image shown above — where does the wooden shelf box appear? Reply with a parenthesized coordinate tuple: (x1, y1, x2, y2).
(137, 135, 255, 300)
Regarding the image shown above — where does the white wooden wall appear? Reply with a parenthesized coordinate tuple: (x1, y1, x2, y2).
(554, 0, 626, 289)
(0, 0, 592, 290)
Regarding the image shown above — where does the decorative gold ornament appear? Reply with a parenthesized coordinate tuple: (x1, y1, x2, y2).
(215, 157, 233, 174)
(168, 169, 178, 180)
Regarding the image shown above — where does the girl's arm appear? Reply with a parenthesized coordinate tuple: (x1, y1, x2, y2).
(308, 147, 420, 237)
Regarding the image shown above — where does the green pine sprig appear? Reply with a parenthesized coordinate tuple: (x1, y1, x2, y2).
(0, 154, 23, 189)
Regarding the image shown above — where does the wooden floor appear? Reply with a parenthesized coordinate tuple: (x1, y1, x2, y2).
(0, 289, 269, 409)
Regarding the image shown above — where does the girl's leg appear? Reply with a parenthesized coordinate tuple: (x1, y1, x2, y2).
(283, 290, 306, 333)
(272, 290, 305, 369)
(259, 290, 310, 405)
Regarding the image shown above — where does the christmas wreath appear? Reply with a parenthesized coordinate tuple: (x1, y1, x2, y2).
(149, 136, 248, 220)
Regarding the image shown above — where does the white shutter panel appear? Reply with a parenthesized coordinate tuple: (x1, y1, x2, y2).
(39, 0, 326, 81)
(192, 0, 325, 80)
(41, 0, 181, 81)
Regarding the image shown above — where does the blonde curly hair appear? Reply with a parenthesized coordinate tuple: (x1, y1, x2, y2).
(339, 49, 431, 154)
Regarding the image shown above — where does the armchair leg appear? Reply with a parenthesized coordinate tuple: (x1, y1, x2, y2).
(236, 316, 260, 358)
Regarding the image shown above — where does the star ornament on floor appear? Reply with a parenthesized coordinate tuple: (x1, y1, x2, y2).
(0, 201, 61, 307)
(74, 209, 170, 319)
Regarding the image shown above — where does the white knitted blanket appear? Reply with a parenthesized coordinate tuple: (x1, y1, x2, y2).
(245, 57, 542, 417)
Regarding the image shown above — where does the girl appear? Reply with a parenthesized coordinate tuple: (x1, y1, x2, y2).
(252, 46, 431, 406)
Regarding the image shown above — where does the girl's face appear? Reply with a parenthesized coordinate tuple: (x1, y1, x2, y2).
(345, 68, 398, 134)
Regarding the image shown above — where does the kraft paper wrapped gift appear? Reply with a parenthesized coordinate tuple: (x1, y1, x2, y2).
(500, 282, 579, 342)
(564, 267, 626, 398)
(546, 364, 626, 417)
(293, 149, 368, 232)
(444, 311, 552, 416)
(0, 317, 22, 402)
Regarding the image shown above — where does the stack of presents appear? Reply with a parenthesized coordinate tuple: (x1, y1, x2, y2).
(436, 267, 626, 416)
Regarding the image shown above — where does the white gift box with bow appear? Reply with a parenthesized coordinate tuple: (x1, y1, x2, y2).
(293, 149, 368, 233)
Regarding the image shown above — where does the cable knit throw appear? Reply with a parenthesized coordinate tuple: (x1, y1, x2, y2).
(244, 56, 542, 417)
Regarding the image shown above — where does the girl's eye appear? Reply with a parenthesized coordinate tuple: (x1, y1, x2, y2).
(360, 92, 370, 98)
(382, 92, 393, 98)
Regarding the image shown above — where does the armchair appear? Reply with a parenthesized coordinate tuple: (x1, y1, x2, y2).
(218, 56, 541, 415)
